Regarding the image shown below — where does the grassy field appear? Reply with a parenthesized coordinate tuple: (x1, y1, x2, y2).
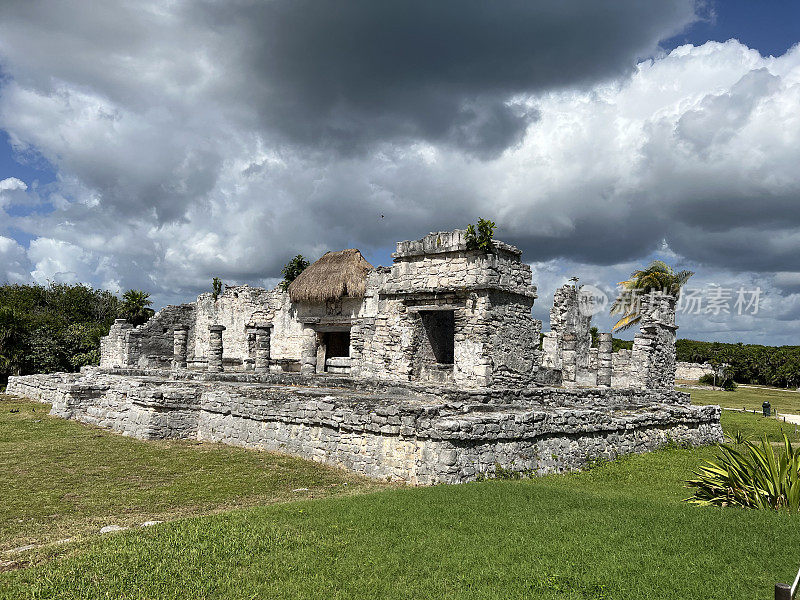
(0, 395, 385, 553)
(689, 384, 800, 415)
(2, 393, 800, 599)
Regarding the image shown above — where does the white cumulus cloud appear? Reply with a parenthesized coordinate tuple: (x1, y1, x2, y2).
(0, 1, 799, 343)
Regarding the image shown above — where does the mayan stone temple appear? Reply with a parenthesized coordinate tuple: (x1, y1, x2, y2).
(7, 229, 722, 484)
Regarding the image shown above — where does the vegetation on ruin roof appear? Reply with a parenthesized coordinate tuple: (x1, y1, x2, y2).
(288, 248, 374, 303)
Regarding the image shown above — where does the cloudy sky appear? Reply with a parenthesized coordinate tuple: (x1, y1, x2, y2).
(1, 0, 800, 344)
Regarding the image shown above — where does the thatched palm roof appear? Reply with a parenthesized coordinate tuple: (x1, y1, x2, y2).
(288, 249, 374, 303)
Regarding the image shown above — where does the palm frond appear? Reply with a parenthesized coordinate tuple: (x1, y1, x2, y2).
(612, 312, 641, 332)
(609, 260, 694, 327)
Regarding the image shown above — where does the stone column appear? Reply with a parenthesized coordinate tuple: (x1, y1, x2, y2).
(301, 328, 317, 375)
(253, 326, 271, 374)
(561, 332, 577, 388)
(172, 326, 189, 369)
(628, 293, 677, 390)
(597, 332, 612, 387)
(208, 325, 226, 372)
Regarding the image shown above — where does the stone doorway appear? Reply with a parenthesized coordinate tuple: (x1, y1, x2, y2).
(318, 330, 351, 374)
(324, 331, 350, 358)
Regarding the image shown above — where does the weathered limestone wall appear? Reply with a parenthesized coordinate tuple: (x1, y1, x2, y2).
(612, 349, 631, 387)
(128, 304, 197, 368)
(383, 230, 534, 297)
(544, 283, 594, 385)
(675, 362, 715, 381)
(99, 305, 196, 369)
(99, 319, 132, 368)
(487, 291, 541, 386)
(193, 285, 305, 366)
(353, 230, 540, 388)
(351, 271, 414, 382)
(6, 371, 723, 485)
(628, 293, 678, 389)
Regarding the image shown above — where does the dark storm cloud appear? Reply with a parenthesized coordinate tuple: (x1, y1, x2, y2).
(202, 0, 697, 156)
(4, 0, 800, 346)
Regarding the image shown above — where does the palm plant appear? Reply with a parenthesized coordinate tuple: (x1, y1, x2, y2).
(686, 433, 800, 511)
(119, 289, 154, 327)
(609, 260, 693, 332)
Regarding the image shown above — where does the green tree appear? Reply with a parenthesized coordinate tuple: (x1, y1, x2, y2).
(119, 290, 154, 327)
(280, 255, 310, 291)
(609, 260, 694, 332)
(0, 283, 121, 385)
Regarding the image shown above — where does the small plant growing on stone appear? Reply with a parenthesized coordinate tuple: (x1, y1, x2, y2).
(280, 255, 310, 291)
(465, 218, 496, 252)
(212, 277, 223, 301)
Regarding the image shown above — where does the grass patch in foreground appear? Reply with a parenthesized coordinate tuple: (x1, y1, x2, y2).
(0, 395, 386, 551)
(690, 385, 800, 415)
(2, 411, 799, 599)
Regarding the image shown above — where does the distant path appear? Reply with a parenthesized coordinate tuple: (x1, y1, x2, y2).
(737, 384, 800, 393)
(776, 413, 800, 425)
(718, 406, 800, 426)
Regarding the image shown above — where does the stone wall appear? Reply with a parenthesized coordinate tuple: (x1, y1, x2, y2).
(544, 283, 594, 386)
(193, 285, 305, 366)
(128, 304, 197, 368)
(352, 230, 540, 388)
(612, 349, 631, 387)
(7, 370, 723, 485)
(384, 229, 534, 297)
(675, 362, 715, 382)
(99, 319, 132, 368)
(628, 293, 677, 389)
(99, 305, 196, 368)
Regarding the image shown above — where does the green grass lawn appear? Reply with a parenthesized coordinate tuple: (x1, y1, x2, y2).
(2, 394, 800, 599)
(0, 395, 385, 553)
(689, 384, 800, 415)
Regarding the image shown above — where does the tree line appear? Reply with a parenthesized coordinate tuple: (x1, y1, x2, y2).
(675, 339, 800, 389)
(0, 283, 153, 387)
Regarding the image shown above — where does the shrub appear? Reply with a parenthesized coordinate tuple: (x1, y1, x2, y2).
(686, 433, 800, 511)
(0, 283, 121, 385)
(698, 373, 715, 386)
(212, 277, 223, 301)
(465, 218, 496, 252)
(698, 373, 737, 391)
(676, 339, 800, 389)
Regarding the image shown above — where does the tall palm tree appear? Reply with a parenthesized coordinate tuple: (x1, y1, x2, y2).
(610, 260, 693, 332)
(119, 290, 154, 327)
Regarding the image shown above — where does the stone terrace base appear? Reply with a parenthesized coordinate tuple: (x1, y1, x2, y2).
(6, 370, 722, 485)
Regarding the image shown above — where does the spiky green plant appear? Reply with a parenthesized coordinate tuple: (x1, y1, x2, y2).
(609, 260, 693, 332)
(686, 433, 800, 511)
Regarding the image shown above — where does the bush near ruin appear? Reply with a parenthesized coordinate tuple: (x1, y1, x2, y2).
(0, 283, 119, 386)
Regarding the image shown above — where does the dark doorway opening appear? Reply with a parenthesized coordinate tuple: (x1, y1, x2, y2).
(324, 331, 350, 358)
(420, 310, 455, 365)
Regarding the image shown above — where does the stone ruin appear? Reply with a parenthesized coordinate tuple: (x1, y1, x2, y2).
(7, 229, 721, 484)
